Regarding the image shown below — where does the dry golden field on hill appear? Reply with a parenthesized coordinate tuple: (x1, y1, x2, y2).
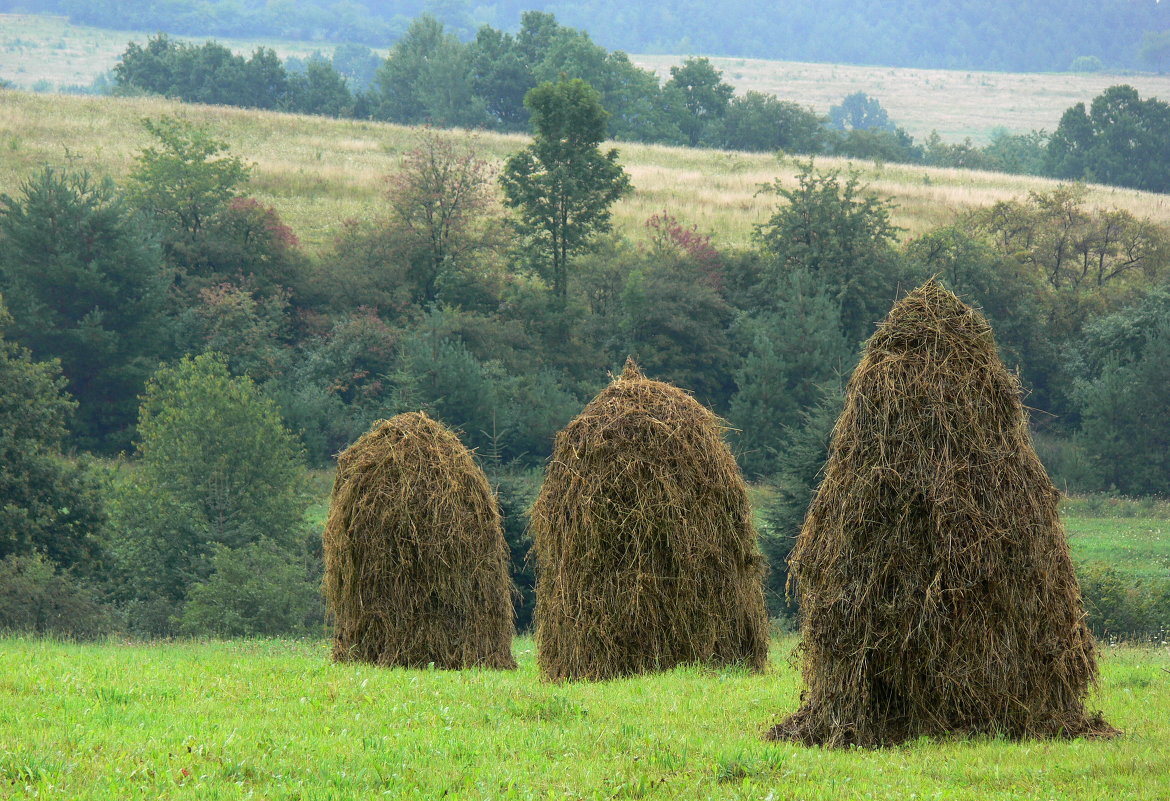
(2, 89, 1169, 252)
(633, 55, 1170, 143)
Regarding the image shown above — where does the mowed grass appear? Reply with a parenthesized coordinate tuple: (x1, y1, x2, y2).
(4, 89, 1170, 254)
(0, 635, 1167, 800)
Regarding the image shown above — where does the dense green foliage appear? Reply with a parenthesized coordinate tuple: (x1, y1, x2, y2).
(14, 0, 1169, 72)
(1048, 85, 1170, 194)
(106, 353, 310, 636)
(0, 295, 107, 572)
(0, 168, 171, 452)
(178, 537, 322, 637)
(0, 553, 112, 639)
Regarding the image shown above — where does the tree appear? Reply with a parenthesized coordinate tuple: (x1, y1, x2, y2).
(114, 36, 290, 109)
(1047, 85, 1170, 193)
(468, 26, 534, 131)
(374, 14, 485, 127)
(613, 213, 736, 408)
(1138, 30, 1170, 74)
(285, 59, 354, 117)
(755, 160, 913, 343)
(128, 116, 251, 248)
(727, 270, 853, 477)
(966, 184, 1168, 293)
(758, 385, 844, 617)
(662, 57, 734, 147)
(386, 131, 502, 305)
(0, 553, 112, 640)
(717, 92, 827, 154)
(0, 294, 106, 574)
(981, 129, 1050, 175)
(107, 353, 308, 634)
(829, 92, 896, 131)
(191, 196, 307, 297)
(331, 43, 381, 92)
(1075, 319, 1170, 495)
(0, 166, 171, 451)
(500, 78, 632, 302)
(135, 353, 307, 543)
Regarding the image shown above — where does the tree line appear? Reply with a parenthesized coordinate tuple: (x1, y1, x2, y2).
(3, 79, 1170, 640)
(12, 0, 1170, 72)
(106, 15, 1170, 195)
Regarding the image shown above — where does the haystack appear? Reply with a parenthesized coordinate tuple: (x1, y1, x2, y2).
(324, 412, 516, 669)
(533, 358, 769, 681)
(769, 280, 1114, 746)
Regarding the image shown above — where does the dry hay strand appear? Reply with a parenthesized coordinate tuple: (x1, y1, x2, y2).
(323, 411, 516, 669)
(533, 358, 769, 682)
(768, 279, 1117, 747)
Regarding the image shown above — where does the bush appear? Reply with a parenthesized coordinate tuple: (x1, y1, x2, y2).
(0, 553, 112, 639)
(105, 353, 310, 637)
(1068, 55, 1104, 73)
(1077, 562, 1170, 640)
(179, 538, 321, 638)
(1033, 431, 1099, 494)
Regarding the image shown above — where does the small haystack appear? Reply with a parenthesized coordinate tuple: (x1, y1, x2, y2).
(324, 412, 516, 669)
(769, 280, 1115, 747)
(533, 359, 769, 681)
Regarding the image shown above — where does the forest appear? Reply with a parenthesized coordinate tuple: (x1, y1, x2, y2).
(3, 0, 1169, 72)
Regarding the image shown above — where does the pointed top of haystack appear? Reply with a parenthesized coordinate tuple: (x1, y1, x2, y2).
(618, 356, 644, 381)
(869, 278, 994, 358)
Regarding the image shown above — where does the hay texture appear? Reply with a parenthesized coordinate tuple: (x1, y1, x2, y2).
(533, 359, 769, 681)
(770, 280, 1114, 747)
(324, 412, 516, 669)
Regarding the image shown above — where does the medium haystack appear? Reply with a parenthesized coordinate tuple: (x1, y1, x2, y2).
(769, 280, 1115, 747)
(324, 412, 516, 669)
(533, 358, 769, 681)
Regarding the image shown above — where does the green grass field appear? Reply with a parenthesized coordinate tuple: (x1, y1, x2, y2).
(1066, 517, 1170, 583)
(1, 635, 1167, 800)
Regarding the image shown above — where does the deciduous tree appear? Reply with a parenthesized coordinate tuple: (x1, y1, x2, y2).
(500, 78, 632, 302)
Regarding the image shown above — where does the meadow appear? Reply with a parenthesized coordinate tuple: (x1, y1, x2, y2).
(3, 89, 1170, 254)
(633, 55, 1170, 144)
(0, 634, 1165, 800)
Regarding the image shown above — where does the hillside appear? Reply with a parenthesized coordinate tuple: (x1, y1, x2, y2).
(3, 90, 1169, 254)
(5, 14, 1170, 144)
(8, 0, 1170, 72)
(632, 55, 1170, 144)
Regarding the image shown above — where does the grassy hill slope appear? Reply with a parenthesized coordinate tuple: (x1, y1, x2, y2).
(3, 90, 1169, 253)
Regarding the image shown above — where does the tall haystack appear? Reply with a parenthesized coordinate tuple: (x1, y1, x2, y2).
(533, 358, 769, 681)
(324, 412, 516, 669)
(769, 280, 1115, 747)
